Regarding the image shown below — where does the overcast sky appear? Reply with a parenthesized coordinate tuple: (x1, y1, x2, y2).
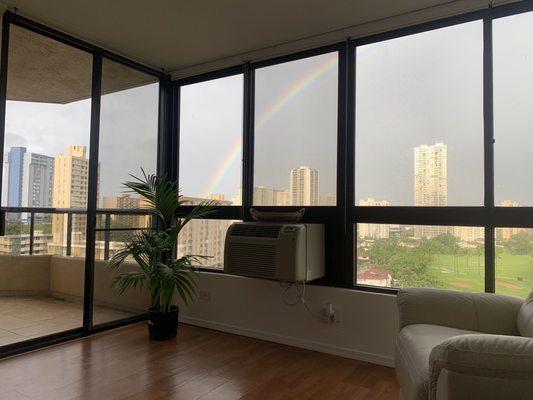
(3, 13, 533, 208)
(4, 84, 158, 206)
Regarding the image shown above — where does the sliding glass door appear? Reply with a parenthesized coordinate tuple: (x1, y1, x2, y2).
(0, 13, 164, 356)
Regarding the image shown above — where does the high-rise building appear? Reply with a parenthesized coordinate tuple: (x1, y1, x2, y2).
(50, 145, 92, 256)
(321, 193, 336, 206)
(358, 198, 390, 239)
(4, 147, 54, 220)
(290, 166, 319, 206)
(453, 226, 484, 243)
(177, 196, 233, 269)
(6, 147, 26, 209)
(22, 152, 54, 209)
(499, 200, 525, 240)
(231, 187, 292, 206)
(103, 194, 150, 228)
(414, 143, 448, 238)
(2, 157, 8, 207)
(275, 189, 291, 206)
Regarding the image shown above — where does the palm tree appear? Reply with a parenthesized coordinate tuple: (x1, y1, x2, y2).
(108, 170, 214, 313)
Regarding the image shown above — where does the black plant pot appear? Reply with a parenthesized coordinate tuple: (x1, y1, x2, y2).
(147, 305, 179, 341)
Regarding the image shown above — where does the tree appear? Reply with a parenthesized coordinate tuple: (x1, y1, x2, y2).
(366, 237, 399, 265)
(432, 234, 460, 255)
(503, 232, 532, 255)
(365, 237, 440, 288)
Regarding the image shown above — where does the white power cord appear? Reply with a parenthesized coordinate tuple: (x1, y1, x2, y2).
(280, 280, 331, 323)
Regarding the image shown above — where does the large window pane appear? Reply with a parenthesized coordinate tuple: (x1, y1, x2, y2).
(495, 227, 533, 297)
(494, 13, 533, 206)
(177, 218, 237, 270)
(0, 25, 93, 345)
(355, 22, 483, 206)
(93, 59, 159, 326)
(356, 224, 485, 291)
(179, 74, 243, 204)
(99, 58, 159, 206)
(254, 52, 338, 206)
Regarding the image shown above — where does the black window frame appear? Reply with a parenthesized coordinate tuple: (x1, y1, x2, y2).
(0, 10, 168, 359)
(173, 1, 533, 295)
(2, 0, 533, 359)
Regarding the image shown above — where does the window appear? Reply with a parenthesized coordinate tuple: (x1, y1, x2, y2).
(179, 74, 243, 204)
(254, 52, 338, 206)
(178, 74, 242, 271)
(94, 59, 159, 326)
(495, 227, 532, 297)
(0, 24, 93, 344)
(355, 22, 484, 206)
(99, 57, 159, 207)
(494, 12, 533, 206)
(177, 218, 238, 270)
(356, 224, 485, 291)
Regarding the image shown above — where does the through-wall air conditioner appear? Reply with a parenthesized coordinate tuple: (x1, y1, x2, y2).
(224, 222, 324, 282)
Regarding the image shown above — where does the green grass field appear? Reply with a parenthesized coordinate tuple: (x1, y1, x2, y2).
(429, 252, 532, 297)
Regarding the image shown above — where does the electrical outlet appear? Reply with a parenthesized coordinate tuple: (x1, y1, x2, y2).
(199, 291, 211, 301)
(323, 302, 339, 323)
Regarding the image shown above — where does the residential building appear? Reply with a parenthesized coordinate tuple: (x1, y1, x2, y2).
(49, 145, 92, 256)
(358, 198, 390, 239)
(290, 166, 319, 206)
(275, 189, 291, 206)
(414, 143, 449, 238)
(499, 200, 525, 240)
(102, 193, 149, 229)
(231, 186, 292, 206)
(357, 267, 393, 287)
(177, 196, 233, 269)
(6, 147, 26, 218)
(321, 192, 336, 206)
(22, 152, 54, 209)
(0, 231, 53, 255)
(453, 226, 484, 243)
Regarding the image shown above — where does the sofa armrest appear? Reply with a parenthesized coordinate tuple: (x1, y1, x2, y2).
(397, 288, 522, 334)
(429, 334, 533, 400)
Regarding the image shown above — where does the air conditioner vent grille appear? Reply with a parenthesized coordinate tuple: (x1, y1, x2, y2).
(226, 242, 277, 278)
(230, 224, 281, 238)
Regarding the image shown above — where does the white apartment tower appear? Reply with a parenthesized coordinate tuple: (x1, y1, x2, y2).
(358, 198, 390, 239)
(414, 143, 449, 238)
(50, 145, 92, 255)
(176, 196, 233, 269)
(290, 166, 319, 206)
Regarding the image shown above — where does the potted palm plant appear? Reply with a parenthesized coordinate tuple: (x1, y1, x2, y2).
(108, 171, 213, 340)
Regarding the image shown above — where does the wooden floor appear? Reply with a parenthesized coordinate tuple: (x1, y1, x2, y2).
(0, 323, 398, 400)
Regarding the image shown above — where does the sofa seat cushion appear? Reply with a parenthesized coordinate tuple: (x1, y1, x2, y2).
(396, 324, 478, 400)
(518, 292, 533, 338)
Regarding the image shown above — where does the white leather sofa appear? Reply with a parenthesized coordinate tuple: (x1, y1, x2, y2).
(395, 288, 533, 400)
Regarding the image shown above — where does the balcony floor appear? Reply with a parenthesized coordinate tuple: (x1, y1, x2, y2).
(0, 296, 135, 346)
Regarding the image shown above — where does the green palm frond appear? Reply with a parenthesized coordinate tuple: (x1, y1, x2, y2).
(111, 271, 147, 294)
(108, 169, 215, 312)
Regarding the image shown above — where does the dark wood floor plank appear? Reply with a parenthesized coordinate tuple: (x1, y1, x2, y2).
(0, 323, 398, 399)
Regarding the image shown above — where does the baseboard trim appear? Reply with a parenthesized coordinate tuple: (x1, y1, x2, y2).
(180, 315, 394, 367)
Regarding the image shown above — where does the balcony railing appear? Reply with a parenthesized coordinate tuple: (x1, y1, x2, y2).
(0, 206, 152, 260)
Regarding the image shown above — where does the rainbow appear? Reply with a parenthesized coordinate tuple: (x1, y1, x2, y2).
(203, 53, 337, 198)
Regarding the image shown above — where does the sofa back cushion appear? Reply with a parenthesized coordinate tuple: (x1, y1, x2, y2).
(518, 292, 533, 338)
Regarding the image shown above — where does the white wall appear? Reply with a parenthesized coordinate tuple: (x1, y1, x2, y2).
(179, 272, 398, 367)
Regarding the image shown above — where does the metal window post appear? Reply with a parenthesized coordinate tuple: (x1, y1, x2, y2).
(66, 212, 72, 256)
(104, 213, 111, 261)
(29, 212, 35, 255)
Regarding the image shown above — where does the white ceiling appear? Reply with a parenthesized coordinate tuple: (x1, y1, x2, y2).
(0, 0, 489, 75)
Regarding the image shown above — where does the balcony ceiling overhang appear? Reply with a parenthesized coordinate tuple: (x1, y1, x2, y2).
(6, 23, 157, 104)
(0, 0, 496, 82)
